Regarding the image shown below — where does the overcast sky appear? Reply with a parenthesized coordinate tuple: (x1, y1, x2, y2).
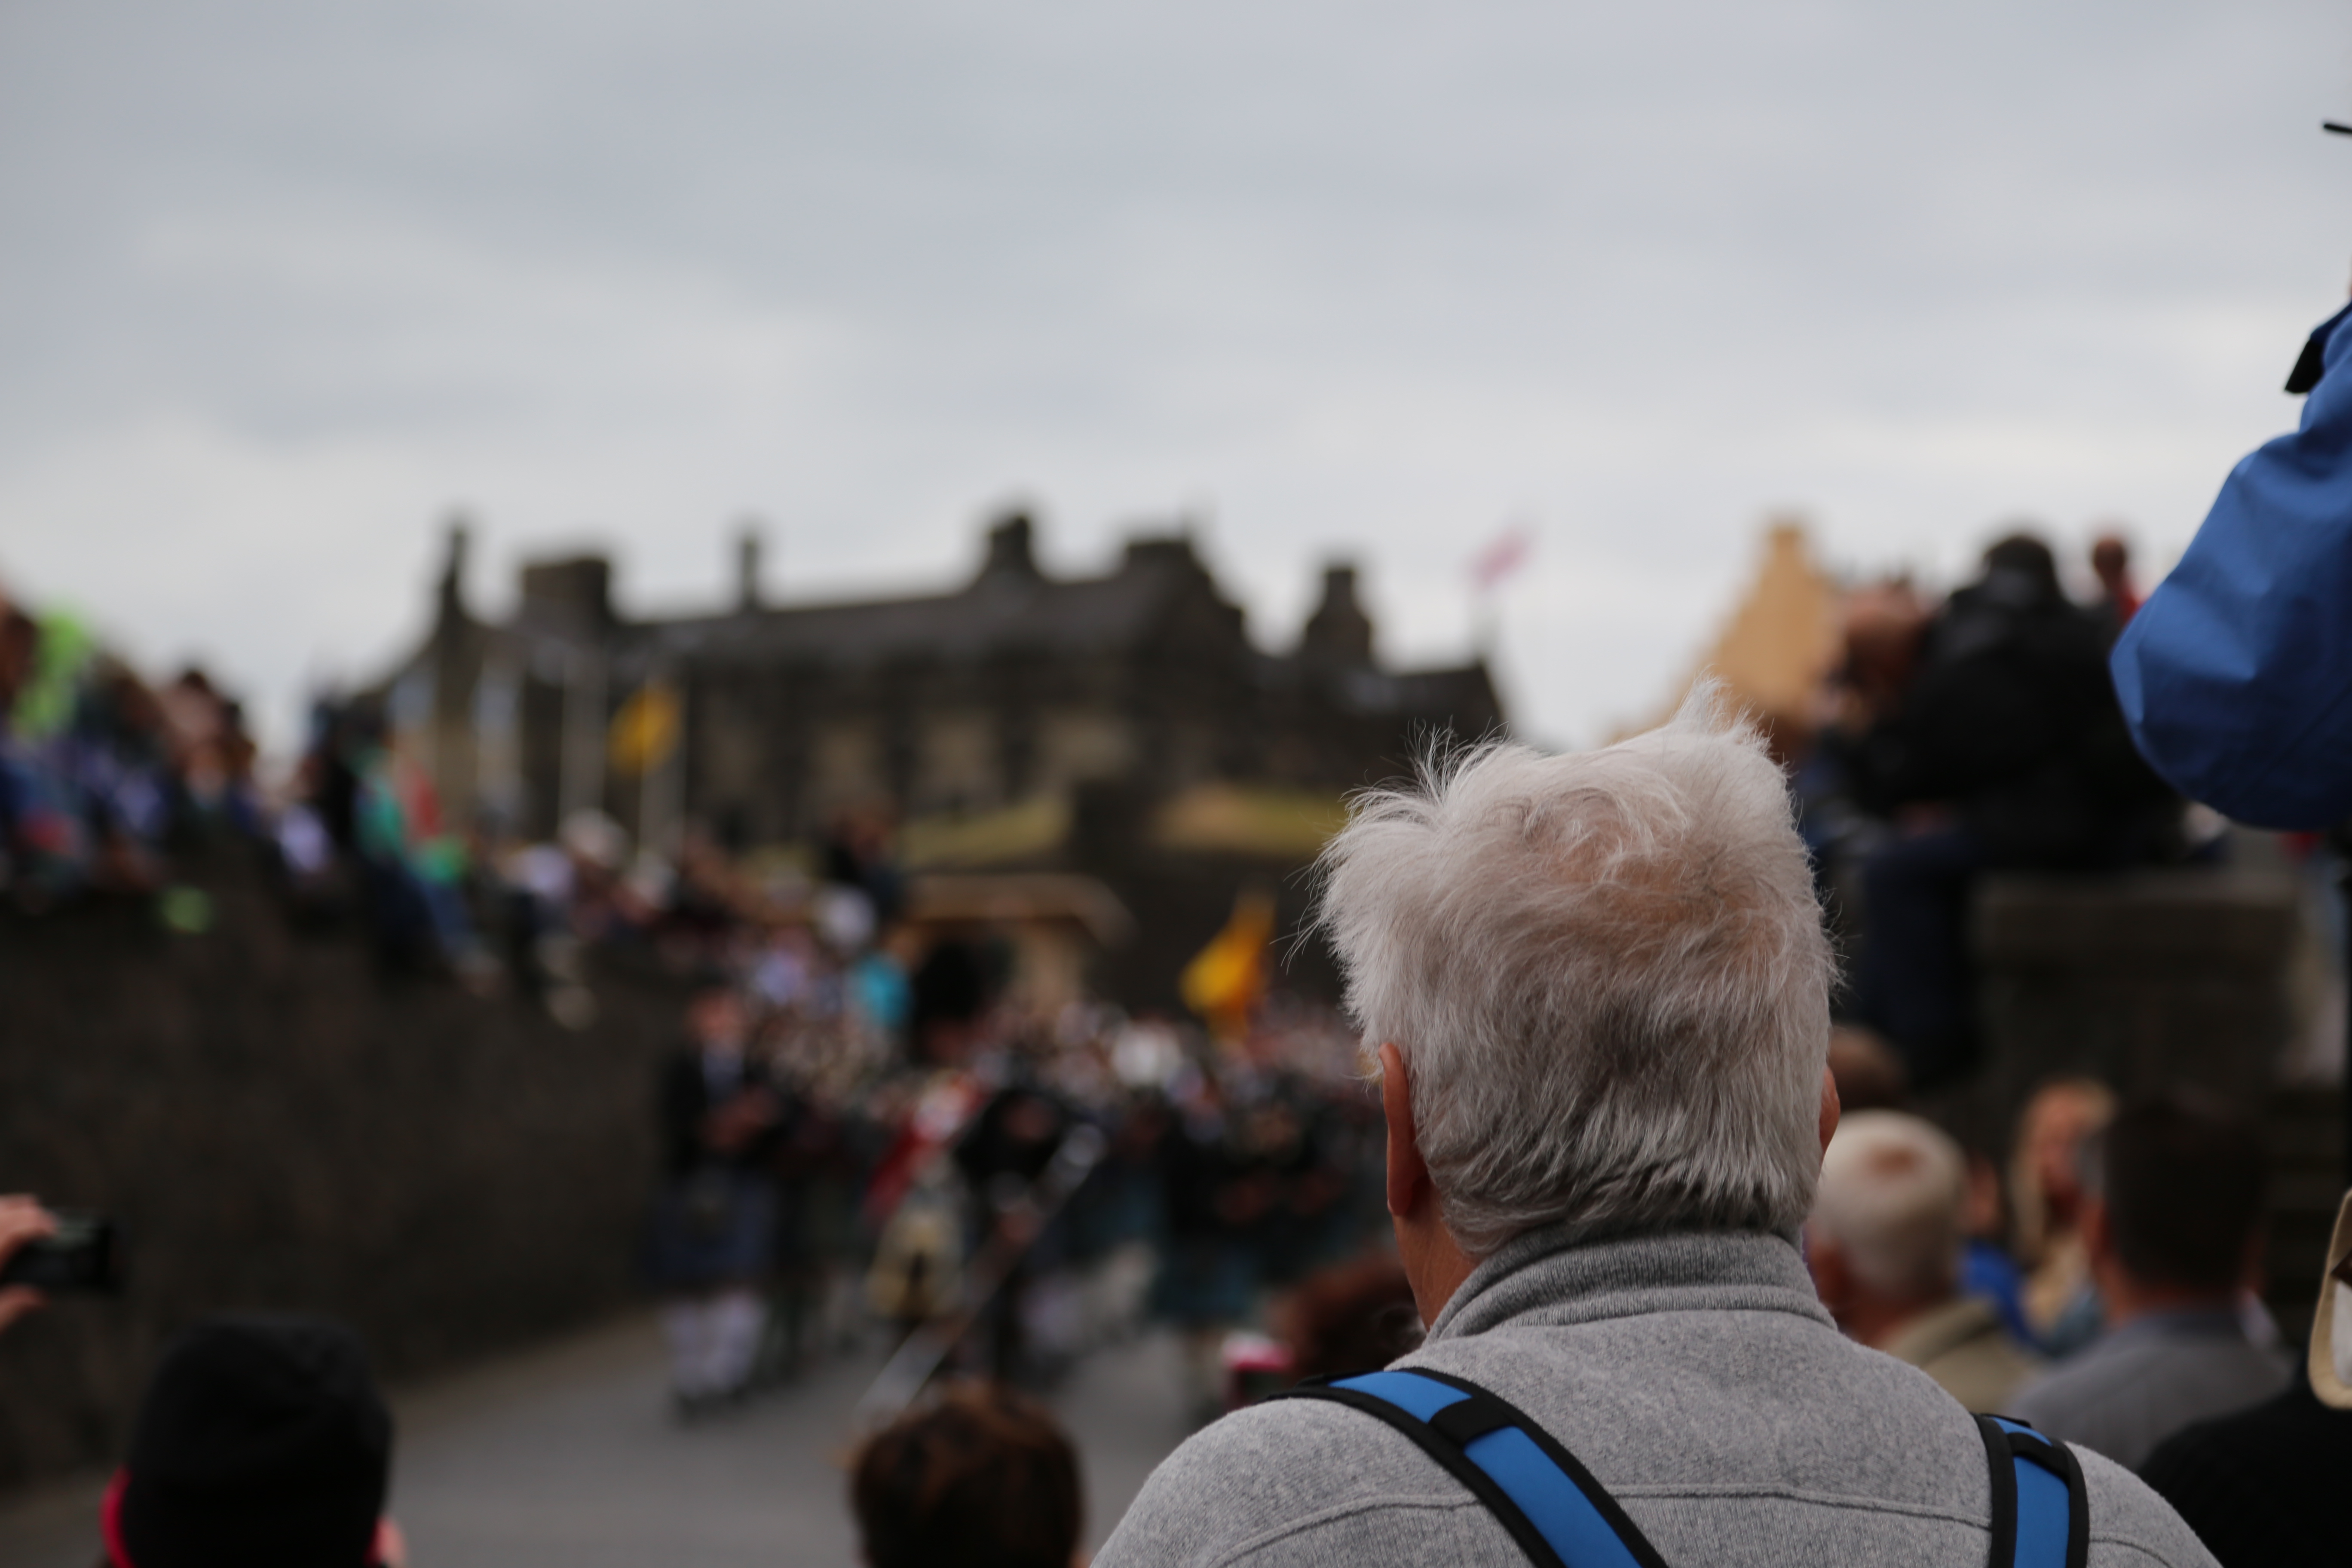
(3, 0, 2349, 753)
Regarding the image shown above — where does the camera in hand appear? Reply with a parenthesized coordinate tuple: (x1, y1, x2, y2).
(0, 1214, 122, 1295)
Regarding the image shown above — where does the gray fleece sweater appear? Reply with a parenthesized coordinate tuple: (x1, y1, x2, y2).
(1096, 1230, 2215, 1567)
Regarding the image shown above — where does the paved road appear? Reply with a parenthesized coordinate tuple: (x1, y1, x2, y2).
(0, 1316, 1194, 1568)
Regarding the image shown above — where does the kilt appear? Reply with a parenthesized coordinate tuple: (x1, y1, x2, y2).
(647, 1169, 776, 1291)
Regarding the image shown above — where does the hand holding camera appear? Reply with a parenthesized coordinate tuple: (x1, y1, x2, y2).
(0, 1197, 121, 1332)
(0, 1195, 58, 1332)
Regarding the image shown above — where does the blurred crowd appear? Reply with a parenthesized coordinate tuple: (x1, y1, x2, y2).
(648, 949, 1394, 1423)
(1797, 1066, 2348, 1562)
(273, 690, 815, 999)
(0, 575, 1408, 1433)
(1808, 1070, 2286, 1456)
(0, 530, 2236, 1108)
(0, 584, 260, 910)
(9, 527, 2344, 1568)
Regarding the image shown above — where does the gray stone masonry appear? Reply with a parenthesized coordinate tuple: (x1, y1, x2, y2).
(0, 848, 684, 1491)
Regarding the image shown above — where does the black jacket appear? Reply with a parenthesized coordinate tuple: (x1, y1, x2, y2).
(657, 1047, 786, 1179)
(1841, 576, 2171, 866)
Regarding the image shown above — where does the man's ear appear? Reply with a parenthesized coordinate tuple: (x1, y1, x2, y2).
(1818, 1066, 1842, 1159)
(2080, 1196, 2112, 1262)
(1379, 1042, 1427, 1220)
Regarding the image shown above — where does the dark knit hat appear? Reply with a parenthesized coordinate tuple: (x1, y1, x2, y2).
(104, 1316, 392, 1568)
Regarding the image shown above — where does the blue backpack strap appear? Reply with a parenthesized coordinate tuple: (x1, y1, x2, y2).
(1269, 1367, 1670, 1568)
(1975, 1415, 2090, 1568)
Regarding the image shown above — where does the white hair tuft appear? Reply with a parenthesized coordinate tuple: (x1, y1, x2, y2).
(1313, 684, 1834, 1255)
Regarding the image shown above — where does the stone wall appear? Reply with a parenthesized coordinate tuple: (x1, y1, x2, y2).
(1958, 869, 2343, 1337)
(0, 848, 683, 1491)
(1967, 870, 2302, 1137)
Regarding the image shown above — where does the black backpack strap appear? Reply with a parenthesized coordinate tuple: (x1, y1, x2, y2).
(1270, 1368, 1670, 1568)
(1975, 1415, 2089, 1568)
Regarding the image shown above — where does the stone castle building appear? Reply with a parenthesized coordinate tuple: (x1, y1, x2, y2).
(377, 511, 1504, 1003)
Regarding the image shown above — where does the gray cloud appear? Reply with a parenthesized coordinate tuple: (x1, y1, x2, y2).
(0, 0, 2347, 750)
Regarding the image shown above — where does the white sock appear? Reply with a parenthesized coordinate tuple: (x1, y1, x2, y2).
(663, 1300, 713, 1397)
(705, 1289, 766, 1393)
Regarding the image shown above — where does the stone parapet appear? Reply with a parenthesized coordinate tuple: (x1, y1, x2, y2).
(1965, 870, 2300, 1138)
(1941, 870, 2337, 1338)
(0, 851, 686, 1493)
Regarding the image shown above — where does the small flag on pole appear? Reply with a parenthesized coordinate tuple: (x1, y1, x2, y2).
(1180, 886, 1276, 1040)
(1470, 526, 1533, 593)
(607, 680, 681, 777)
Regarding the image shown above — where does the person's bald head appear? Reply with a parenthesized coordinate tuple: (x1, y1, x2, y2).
(1810, 1112, 1967, 1308)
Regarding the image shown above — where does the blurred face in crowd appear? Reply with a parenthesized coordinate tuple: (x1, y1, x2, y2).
(1839, 584, 1929, 713)
(2090, 536, 2130, 592)
(1962, 1152, 2005, 1242)
(2023, 1085, 2107, 1217)
(690, 990, 746, 1054)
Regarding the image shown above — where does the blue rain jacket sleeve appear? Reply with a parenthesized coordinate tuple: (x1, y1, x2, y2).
(2111, 302, 2352, 829)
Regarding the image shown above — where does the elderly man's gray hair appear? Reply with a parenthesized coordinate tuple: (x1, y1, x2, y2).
(1314, 689, 1834, 1256)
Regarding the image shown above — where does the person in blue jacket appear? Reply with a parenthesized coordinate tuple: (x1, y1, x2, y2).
(2112, 298, 2352, 829)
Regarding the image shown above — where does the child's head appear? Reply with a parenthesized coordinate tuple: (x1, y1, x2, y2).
(105, 1315, 395, 1568)
(849, 1381, 1082, 1568)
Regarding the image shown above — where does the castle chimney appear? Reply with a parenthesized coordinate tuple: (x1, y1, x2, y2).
(1299, 562, 1374, 667)
(436, 514, 472, 629)
(736, 523, 764, 612)
(518, 555, 614, 638)
(979, 511, 1041, 583)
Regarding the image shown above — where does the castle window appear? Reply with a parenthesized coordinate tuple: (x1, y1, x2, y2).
(1035, 710, 1133, 793)
(914, 711, 1001, 812)
(811, 721, 885, 813)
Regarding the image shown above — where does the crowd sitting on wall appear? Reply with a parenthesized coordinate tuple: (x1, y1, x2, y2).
(1789, 530, 2188, 1091)
(0, 581, 260, 912)
(5, 529, 2199, 1120)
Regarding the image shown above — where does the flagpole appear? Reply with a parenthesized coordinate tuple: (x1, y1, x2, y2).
(1467, 522, 1533, 665)
(1472, 587, 1500, 662)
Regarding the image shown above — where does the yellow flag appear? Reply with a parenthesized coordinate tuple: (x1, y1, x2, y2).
(607, 681, 681, 777)
(1180, 886, 1275, 1039)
